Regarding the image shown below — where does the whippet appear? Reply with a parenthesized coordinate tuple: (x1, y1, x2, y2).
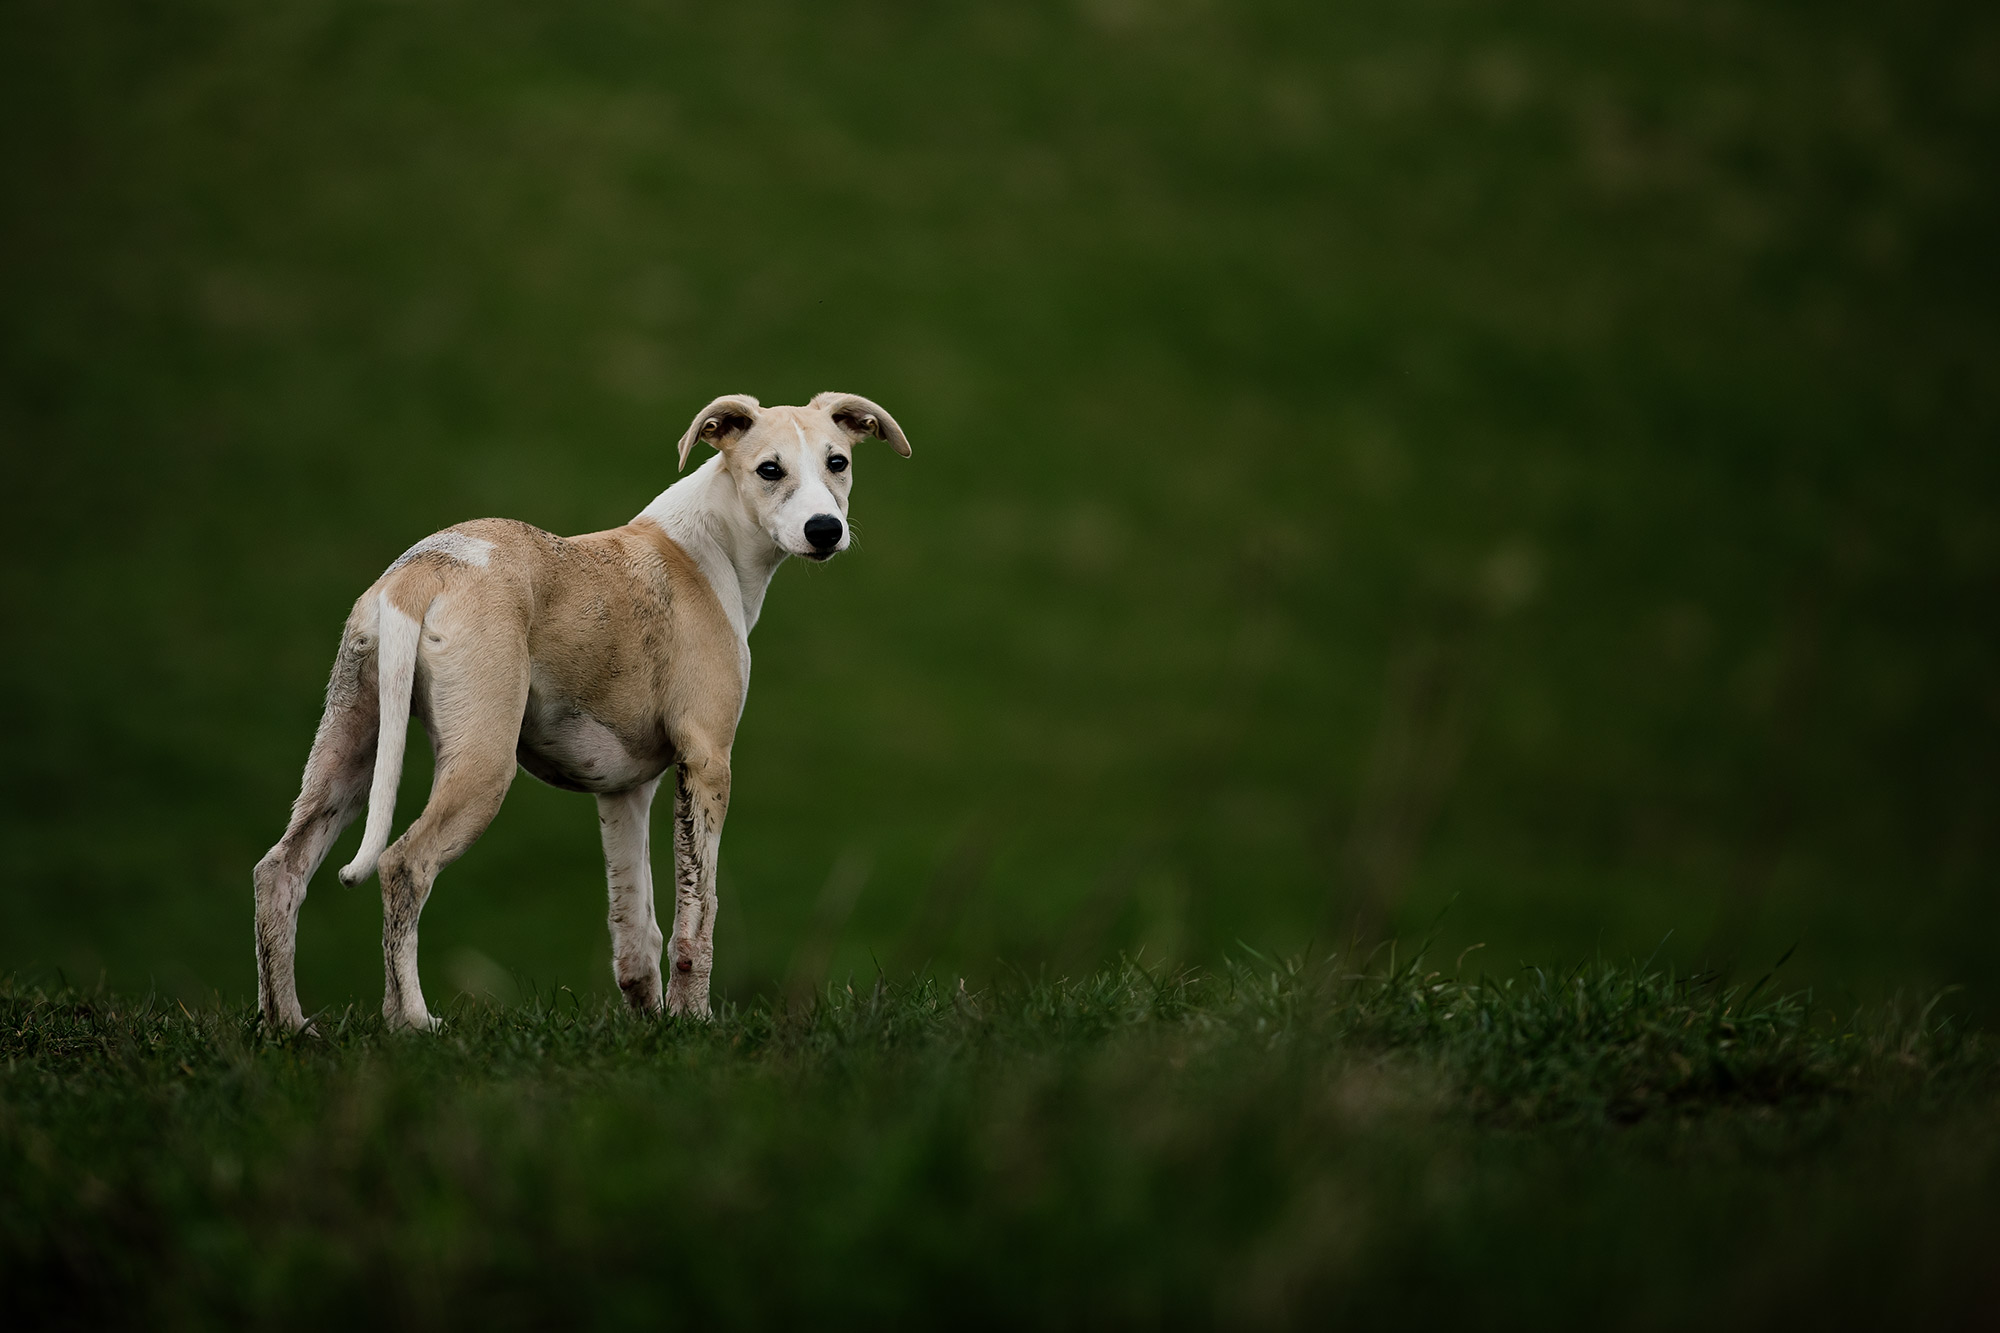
(251, 392, 911, 1031)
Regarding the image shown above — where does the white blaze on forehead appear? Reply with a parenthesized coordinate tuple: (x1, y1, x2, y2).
(792, 421, 810, 448)
(389, 530, 494, 572)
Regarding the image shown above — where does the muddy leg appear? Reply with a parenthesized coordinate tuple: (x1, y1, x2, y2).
(666, 750, 730, 1018)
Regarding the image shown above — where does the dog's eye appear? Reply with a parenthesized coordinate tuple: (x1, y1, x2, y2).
(755, 460, 785, 482)
(827, 455, 848, 474)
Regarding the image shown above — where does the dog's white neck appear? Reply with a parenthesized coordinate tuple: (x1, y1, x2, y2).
(637, 455, 787, 641)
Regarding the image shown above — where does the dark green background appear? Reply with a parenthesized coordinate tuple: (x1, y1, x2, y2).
(3, 0, 1995, 1015)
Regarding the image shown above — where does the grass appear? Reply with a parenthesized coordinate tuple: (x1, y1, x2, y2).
(6, 955, 1997, 1328)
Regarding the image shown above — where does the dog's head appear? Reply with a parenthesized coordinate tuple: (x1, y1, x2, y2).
(675, 392, 912, 561)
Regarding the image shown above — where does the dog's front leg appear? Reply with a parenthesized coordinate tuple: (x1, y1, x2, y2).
(598, 776, 664, 1013)
(666, 749, 730, 1018)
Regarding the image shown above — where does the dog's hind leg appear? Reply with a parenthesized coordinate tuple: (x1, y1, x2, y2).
(598, 777, 664, 1013)
(253, 626, 379, 1031)
(375, 615, 530, 1031)
(665, 742, 731, 1019)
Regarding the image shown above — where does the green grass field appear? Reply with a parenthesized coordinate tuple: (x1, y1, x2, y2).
(4, 0, 1998, 1322)
(5, 0, 1996, 1013)
(6, 958, 1997, 1326)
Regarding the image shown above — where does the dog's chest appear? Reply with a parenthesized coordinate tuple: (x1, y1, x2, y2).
(516, 689, 667, 795)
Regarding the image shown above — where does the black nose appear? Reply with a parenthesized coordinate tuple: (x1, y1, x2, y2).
(804, 514, 844, 551)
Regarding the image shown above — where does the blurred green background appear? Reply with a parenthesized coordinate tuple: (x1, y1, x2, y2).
(2, 0, 1994, 1016)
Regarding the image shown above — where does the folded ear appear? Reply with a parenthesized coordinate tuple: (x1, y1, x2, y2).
(676, 394, 762, 470)
(810, 392, 912, 458)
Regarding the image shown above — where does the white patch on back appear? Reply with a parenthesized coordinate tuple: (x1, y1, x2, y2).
(389, 530, 494, 572)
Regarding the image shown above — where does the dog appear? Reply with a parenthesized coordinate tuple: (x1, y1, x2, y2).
(252, 392, 911, 1030)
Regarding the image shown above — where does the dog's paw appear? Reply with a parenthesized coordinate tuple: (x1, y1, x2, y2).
(381, 1008, 444, 1034)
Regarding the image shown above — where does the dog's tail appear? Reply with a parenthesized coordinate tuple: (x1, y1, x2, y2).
(338, 593, 422, 887)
